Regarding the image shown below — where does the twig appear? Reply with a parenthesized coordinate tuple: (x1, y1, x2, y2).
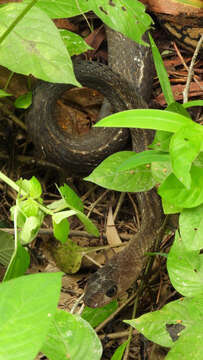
(183, 34, 203, 103)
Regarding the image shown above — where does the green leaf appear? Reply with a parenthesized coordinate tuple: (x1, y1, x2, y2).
(183, 100, 203, 108)
(151, 160, 172, 184)
(0, 272, 62, 360)
(82, 301, 118, 328)
(59, 184, 83, 213)
(166, 102, 191, 118)
(87, 0, 153, 45)
(60, 29, 92, 56)
(41, 309, 102, 360)
(158, 165, 203, 209)
(29, 0, 92, 18)
(149, 34, 174, 105)
(59, 184, 99, 237)
(0, 230, 14, 266)
(150, 130, 172, 152)
(0, 3, 80, 86)
(111, 340, 129, 360)
(167, 231, 203, 297)
(85, 151, 156, 192)
(53, 218, 69, 244)
(50, 239, 86, 274)
(3, 241, 30, 281)
(14, 91, 32, 109)
(118, 150, 170, 171)
(18, 198, 41, 217)
(125, 295, 203, 354)
(17, 176, 42, 199)
(0, 89, 11, 97)
(20, 215, 41, 244)
(169, 124, 202, 188)
(52, 210, 77, 223)
(179, 204, 203, 251)
(95, 109, 193, 132)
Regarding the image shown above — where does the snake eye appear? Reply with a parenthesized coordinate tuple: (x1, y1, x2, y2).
(106, 285, 118, 298)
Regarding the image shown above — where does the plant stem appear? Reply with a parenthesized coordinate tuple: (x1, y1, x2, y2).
(0, 0, 39, 45)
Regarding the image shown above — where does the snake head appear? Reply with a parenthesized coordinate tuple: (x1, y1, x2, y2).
(84, 265, 119, 308)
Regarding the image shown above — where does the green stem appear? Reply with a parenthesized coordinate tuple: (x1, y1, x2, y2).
(0, 0, 39, 45)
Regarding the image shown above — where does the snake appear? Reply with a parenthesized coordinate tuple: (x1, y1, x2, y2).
(26, 17, 202, 307)
(83, 28, 164, 307)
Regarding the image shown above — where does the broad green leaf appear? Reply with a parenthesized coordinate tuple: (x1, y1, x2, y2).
(14, 91, 32, 109)
(60, 29, 92, 56)
(59, 184, 99, 237)
(0, 231, 14, 266)
(118, 150, 170, 171)
(18, 198, 41, 218)
(53, 218, 69, 244)
(150, 131, 172, 152)
(20, 215, 41, 244)
(0, 4, 80, 85)
(169, 125, 202, 188)
(125, 295, 203, 352)
(161, 197, 182, 214)
(85, 151, 156, 192)
(28, 0, 92, 18)
(167, 231, 203, 297)
(95, 109, 193, 132)
(0, 272, 62, 360)
(41, 309, 102, 360)
(149, 34, 174, 105)
(82, 301, 118, 328)
(179, 204, 203, 251)
(3, 241, 30, 281)
(87, 0, 152, 45)
(158, 165, 203, 209)
(111, 340, 129, 360)
(0, 89, 11, 97)
(17, 176, 42, 199)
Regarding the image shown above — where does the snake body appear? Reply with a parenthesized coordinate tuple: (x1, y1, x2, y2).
(84, 29, 164, 307)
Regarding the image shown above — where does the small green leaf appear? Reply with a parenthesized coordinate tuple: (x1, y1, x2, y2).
(111, 340, 129, 360)
(149, 34, 174, 105)
(82, 301, 118, 328)
(17, 176, 42, 199)
(51, 239, 85, 274)
(3, 241, 30, 281)
(0, 272, 62, 360)
(53, 218, 69, 244)
(59, 184, 83, 212)
(20, 215, 41, 244)
(41, 309, 102, 360)
(14, 91, 32, 109)
(60, 29, 92, 56)
(179, 204, 203, 251)
(52, 210, 77, 223)
(166, 102, 191, 118)
(167, 231, 203, 297)
(86, 151, 156, 192)
(183, 100, 203, 108)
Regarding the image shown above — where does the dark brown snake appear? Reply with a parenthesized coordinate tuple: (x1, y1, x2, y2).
(26, 28, 166, 308)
